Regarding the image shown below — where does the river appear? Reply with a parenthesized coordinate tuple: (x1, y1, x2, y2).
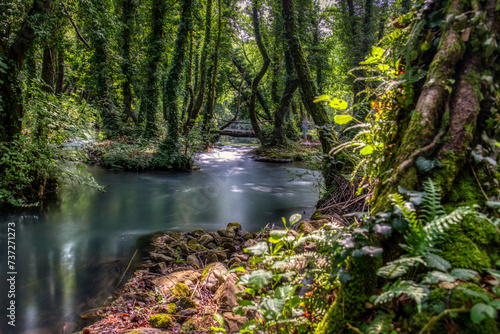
(0, 146, 320, 333)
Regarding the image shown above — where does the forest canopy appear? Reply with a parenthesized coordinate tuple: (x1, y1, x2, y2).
(1, 0, 499, 332)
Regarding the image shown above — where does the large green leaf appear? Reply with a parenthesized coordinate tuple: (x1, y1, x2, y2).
(360, 145, 375, 155)
(261, 297, 286, 317)
(244, 241, 269, 255)
(247, 269, 273, 289)
(334, 115, 353, 125)
(471, 303, 497, 324)
(313, 95, 330, 103)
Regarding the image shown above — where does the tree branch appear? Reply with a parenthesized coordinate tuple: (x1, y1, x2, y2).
(61, 2, 91, 50)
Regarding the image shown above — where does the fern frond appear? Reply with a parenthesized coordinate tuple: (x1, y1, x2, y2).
(391, 193, 419, 227)
(424, 206, 474, 246)
(377, 256, 425, 279)
(374, 280, 427, 312)
(364, 314, 394, 334)
(420, 179, 445, 222)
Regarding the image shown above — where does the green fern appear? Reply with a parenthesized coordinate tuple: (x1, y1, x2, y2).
(377, 256, 425, 279)
(362, 314, 394, 334)
(420, 178, 445, 222)
(374, 279, 426, 312)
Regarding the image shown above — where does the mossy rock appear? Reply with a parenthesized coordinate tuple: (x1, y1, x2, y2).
(187, 238, 199, 245)
(188, 244, 208, 253)
(150, 314, 173, 328)
(191, 229, 205, 237)
(244, 233, 254, 240)
(227, 222, 242, 231)
(181, 318, 199, 332)
(171, 282, 190, 298)
(166, 232, 183, 241)
(178, 296, 197, 309)
(206, 252, 219, 264)
(222, 242, 237, 252)
(441, 219, 494, 272)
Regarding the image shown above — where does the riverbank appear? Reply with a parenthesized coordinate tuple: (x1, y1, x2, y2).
(78, 216, 332, 334)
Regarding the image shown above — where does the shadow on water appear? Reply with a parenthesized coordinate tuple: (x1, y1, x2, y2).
(0, 146, 320, 333)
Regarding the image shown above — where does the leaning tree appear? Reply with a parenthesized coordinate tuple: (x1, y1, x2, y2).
(316, 0, 499, 331)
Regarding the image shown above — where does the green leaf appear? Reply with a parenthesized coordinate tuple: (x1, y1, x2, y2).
(269, 229, 287, 244)
(261, 297, 286, 316)
(377, 64, 390, 72)
(334, 115, 353, 125)
(313, 95, 330, 103)
(214, 313, 224, 327)
(421, 42, 431, 51)
(247, 269, 273, 289)
(360, 145, 375, 155)
(486, 201, 500, 209)
(245, 242, 269, 255)
(450, 268, 477, 281)
(275, 285, 296, 299)
(329, 98, 348, 109)
(228, 266, 246, 274)
(471, 303, 497, 324)
(456, 287, 491, 303)
(415, 156, 442, 171)
(372, 46, 384, 58)
(289, 213, 302, 225)
(422, 271, 456, 284)
(424, 254, 451, 271)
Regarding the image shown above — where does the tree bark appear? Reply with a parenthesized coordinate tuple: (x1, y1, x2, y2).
(41, 47, 55, 93)
(183, 0, 212, 135)
(162, 0, 193, 151)
(0, 0, 51, 142)
(248, 0, 271, 145)
(55, 50, 65, 95)
(282, 0, 339, 187)
(120, 0, 137, 124)
(141, 0, 167, 137)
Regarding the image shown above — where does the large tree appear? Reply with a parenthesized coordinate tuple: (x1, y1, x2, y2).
(316, 0, 500, 331)
(0, 0, 51, 142)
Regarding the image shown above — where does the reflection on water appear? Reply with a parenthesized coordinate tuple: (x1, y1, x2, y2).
(0, 146, 320, 333)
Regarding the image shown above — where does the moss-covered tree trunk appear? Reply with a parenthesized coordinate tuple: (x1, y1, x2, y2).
(202, 0, 222, 141)
(161, 0, 193, 151)
(120, 0, 137, 124)
(0, 0, 51, 142)
(272, 45, 298, 146)
(282, 0, 339, 188)
(317, 0, 499, 331)
(248, 0, 270, 145)
(183, 0, 212, 135)
(85, 0, 120, 138)
(140, 0, 166, 138)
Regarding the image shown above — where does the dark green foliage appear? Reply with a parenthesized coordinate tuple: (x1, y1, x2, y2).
(162, 0, 193, 151)
(140, 0, 167, 138)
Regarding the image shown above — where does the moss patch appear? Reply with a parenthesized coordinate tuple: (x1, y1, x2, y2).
(171, 282, 190, 298)
(150, 314, 173, 328)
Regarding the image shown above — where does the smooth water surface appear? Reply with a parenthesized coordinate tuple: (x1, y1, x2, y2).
(0, 146, 320, 333)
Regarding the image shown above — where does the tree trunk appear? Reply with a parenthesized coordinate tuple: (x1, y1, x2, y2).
(120, 0, 137, 124)
(232, 55, 272, 119)
(248, 0, 271, 145)
(0, 0, 51, 142)
(41, 47, 55, 93)
(183, 0, 212, 135)
(317, 0, 499, 331)
(162, 0, 193, 151)
(272, 42, 298, 146)
(55, 50, 65, 95)
(282, 0, 339, 187)
(141, 0, 166, 137)
(202, 0, 222, 141)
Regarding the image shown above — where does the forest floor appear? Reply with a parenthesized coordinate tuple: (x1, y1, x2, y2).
(78, 218, 332, 334)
